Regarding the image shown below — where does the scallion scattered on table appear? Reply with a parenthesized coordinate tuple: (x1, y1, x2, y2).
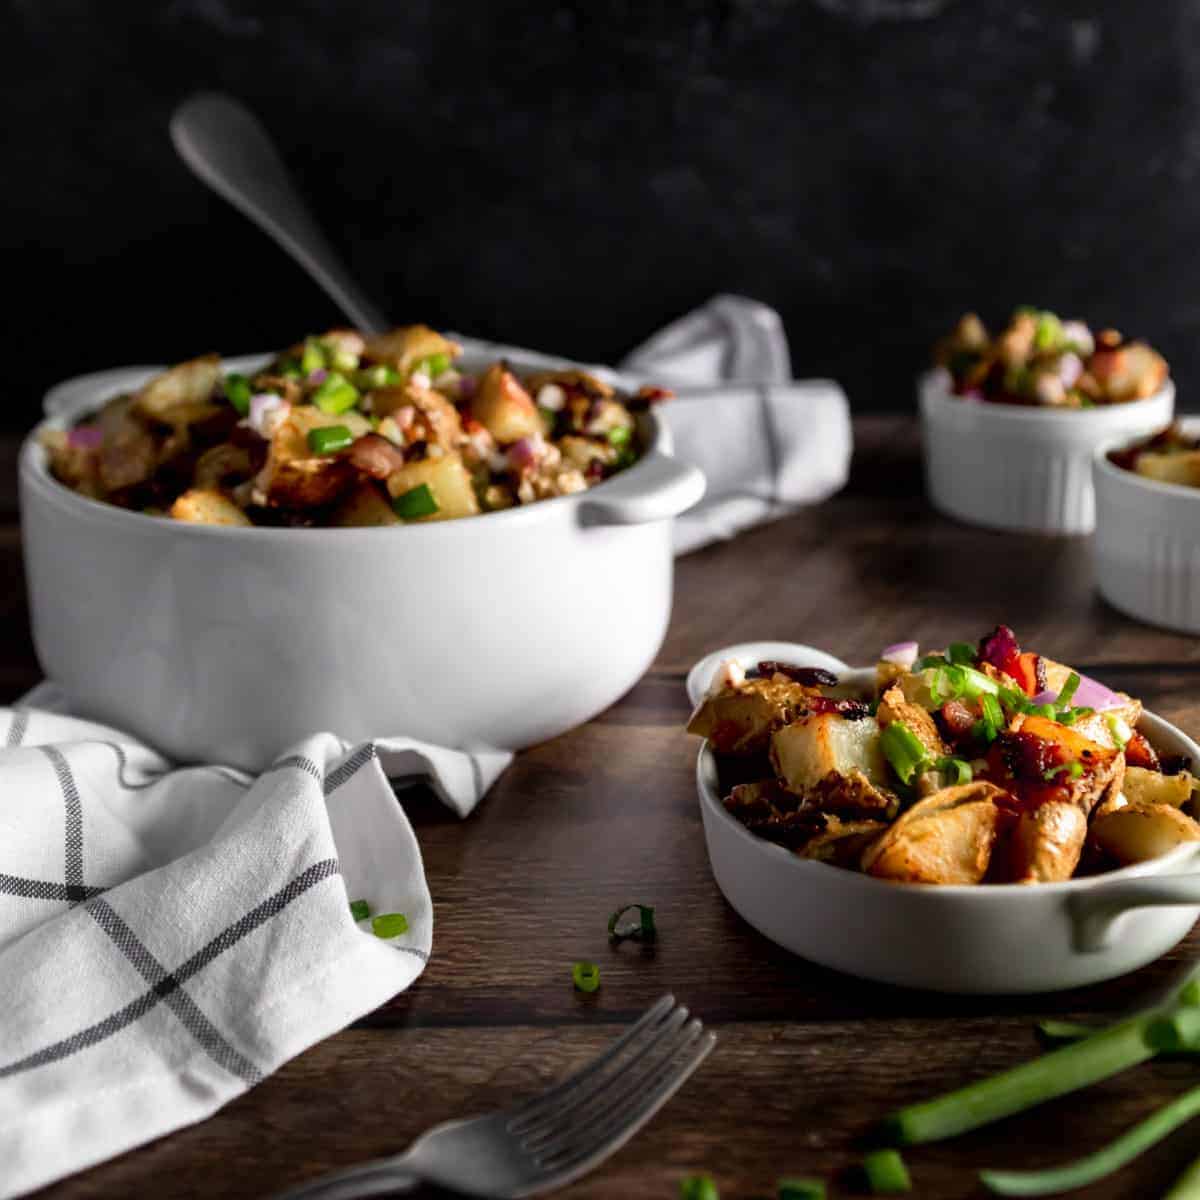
(371, 912, 409, 938)
(348, 899, 370, 922)
(608, 903, 657, 943)
(778, 1178, 825, 1199)
(307, 425, 354, 455)
(392, 482, 439, 519)
(1034, 1018, 1094, 1043)
(980, 1082, 1200, 1195)
(678, 1174, 718, 1200)
(862, 1148, 912, 1193)
(1166, 1150, 1200, 1199)
(572, 960, 601, 993)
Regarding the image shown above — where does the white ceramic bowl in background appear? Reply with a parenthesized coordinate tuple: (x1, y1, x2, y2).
(1094, 417, 1200, 635)
(20, 341, 706, 769)
(920, 369, 1174, 535)
(689, 641, 1200, 994)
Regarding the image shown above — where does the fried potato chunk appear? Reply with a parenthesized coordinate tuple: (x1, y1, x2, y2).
(132, 355, 222, 420)
(471, 363, 544, 443)
(877, 684, 947, 761)
(1010, 801, 1089, 883)
(363, 325, 462, 375)
(771, 714, 890, 797)
(687, 677, 816, 755)
(386, 455, 480, 522)
(861, 782, 1006, 885)
(1092, 802, 1200, 865)
(169, 488, 252, 526)
(796, 814, 888, 868)
(331, 483, 401, 527)
(1123, 766, 1194, 810)
(255, 407, 370, 509)
(1135, 450, 1200, 488)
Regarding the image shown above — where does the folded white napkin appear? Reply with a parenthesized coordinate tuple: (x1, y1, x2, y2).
(620, 294, 852, 555)
(3, 296, 849, 1196)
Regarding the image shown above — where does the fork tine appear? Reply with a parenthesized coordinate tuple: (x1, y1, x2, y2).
(537, 1027, 718, 1184)
(506, 994, 676, 1131)
(518, 1006, 690, 1147)
(529, 1018, 705, 1161)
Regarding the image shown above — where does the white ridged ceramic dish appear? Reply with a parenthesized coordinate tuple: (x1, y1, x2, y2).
(920, 369, 1174, 535)
(1094, 417, 1200, 634)
(690, 640, 1200, 994)
(20, 340, 706, 769)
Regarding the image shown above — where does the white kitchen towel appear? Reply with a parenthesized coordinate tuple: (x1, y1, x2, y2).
(620, 294, 853, 555)
(6, 294, 847, 1196)
(0, 695, 507, 1198)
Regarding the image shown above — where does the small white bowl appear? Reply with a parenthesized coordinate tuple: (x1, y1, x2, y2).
(920, 369, 1174, 535)
(690, 641, 1200, 994)
(1094, 417, 1200, 634)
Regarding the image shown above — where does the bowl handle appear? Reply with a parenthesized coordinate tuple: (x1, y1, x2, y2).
(1068, 871, 1200, 952)
(578, 452, 706, 526)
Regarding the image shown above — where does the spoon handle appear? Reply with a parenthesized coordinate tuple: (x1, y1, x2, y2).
(170, 92, 388, 335)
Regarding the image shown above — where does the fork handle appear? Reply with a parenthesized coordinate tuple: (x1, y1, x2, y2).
(271, 1158, 419, 1200)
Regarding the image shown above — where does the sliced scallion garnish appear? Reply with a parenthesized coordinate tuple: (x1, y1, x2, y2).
(980, 693, 1005, 736)
(678, 1174, 719, 1200)
(349, 899, 370, 922)
(223, 372, 252, 416)
(862, 1148, 912, 1193)
(881, 722, 929, 786)
(371, 912, 409, 938)
(300, 337, 327, 374)
(307, 425, 354, 455)
(572, 960, 601, 993)
(608, 903, 657, 943)
(934, 756, 973, 785)
(1056, 672, 1081, 708)
(392, 482, 440, 519)
(608, 425, 633, 448)
(312, 372, 360, 415)
(946, 642, 975, 665)
(1106, 714, 1129, 750)
(778, 1180, 825, 1199)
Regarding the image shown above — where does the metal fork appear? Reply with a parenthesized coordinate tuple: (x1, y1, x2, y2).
(272, 995, 716, 1199)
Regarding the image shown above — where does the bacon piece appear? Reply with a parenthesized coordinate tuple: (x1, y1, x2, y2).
(346, 433, 407, 479)
(1125, 730, 1161, 771)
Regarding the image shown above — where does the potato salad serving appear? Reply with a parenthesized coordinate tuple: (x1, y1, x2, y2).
(934, 308, 1169, 408)
(688, 626, 1200, 885)
(1108, 423, 1200, 489)
(41, 325, 665, 527)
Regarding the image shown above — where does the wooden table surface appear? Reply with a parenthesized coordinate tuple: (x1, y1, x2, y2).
(9, 418, 1200, 1199)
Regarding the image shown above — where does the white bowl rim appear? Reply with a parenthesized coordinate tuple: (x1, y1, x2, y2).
(696, 672, 1200, 899)
(1093, 414, 1200, 503)
(920, 367, 1175, 425)
(21, 352, 676, 542)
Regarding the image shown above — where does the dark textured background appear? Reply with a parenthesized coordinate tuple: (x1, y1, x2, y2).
(7, 0, 1198, 426)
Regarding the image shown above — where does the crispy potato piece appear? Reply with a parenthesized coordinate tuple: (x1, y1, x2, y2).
(371, 385, 463, 449)
(331, 483, 401, 527)
(524, 368, 613, 400)
(194, 442, 257, 490)
(1135, 451, 1200, 488)
(687, 677, 816, 755)
(771, 714, 890, 796)
(862, 782, 1006, 885)
(256, 407, 371, 509)
(169, 488, 252, 526)
(471, 364, 543, 443)
(132, 355, 222, 419)
(877, 684, 947, 761)
(1092, 802, 1200, 865)
(1010, 802, 1089, 883)
(804, 768, 899, 819)
(1090, 341, 1169, 401)
(363, 325, 461, 374)
(797, 815, 888, 868)
(1123, 766, 1193, 810)
(386, 454, 480, 522)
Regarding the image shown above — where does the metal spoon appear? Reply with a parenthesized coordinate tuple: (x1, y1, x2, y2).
(169, 92, 388, 335)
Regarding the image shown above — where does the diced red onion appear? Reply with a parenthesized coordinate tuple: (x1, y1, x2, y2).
(306, 368, 328, 386)
(507, 435, 543, 471)
(1032, 672, 1123, 712)
(67, 425, 104, 450)
(1059, 352, 1083, 388)
(880, 641, 919, 669)
(249, 393, 289, 437)
(457, 374, 477, 400)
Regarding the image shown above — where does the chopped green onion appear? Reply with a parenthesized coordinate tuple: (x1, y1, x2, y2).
(1035, 704, 1057, 721)
(307, 425, 354, 455)
(980, 1082, 1200, 1196)
(934, 756, 973, 785)
(917, 654, 947, 671)
(414, 353, 451, 379)
(615, 447, 637, 470)
(371, 912, 409, 938)
(391, 483, 439, 519)
(1106, 714, 1129, 750)
(997, 686, 1032, 716)
(572, 960, 601, 993)
(1167, 1152, 1200, 1199)
(1182, 980, 1200, 1007)
(880, 722, 930, 786)
(959, 666, 1001, 700)
(1034, 312, 1062, 352)
(930, 665, 964, 705)
(223, 372, 252, 416)
(678, 1175, 718, 1200)
(1056, 672, 1081, 707)
(608, 425, 633, 449)
(608, 903, 657, 943)
(1035, 1018, 1094, 1043)
(1147, 1008, 1200, 1053)
(880, 1012, 1158, 1145)
(980, 693, 1005, 737)
(357, 364, 402, 389)
(863, 1149, 912, 1193)
(312, 372, 360, 415)
(778, 1180, 825, 1200)
(324, 342, 360, 372)
(1043, 761, 1084, 782)
(538, 406, 558, 432)
(300, 337, 327, 374)
(348, 899, 370, 922)
(947, 642, 975, 665)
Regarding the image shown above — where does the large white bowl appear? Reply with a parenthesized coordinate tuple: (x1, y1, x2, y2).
(920, 369, 1174, 535)
(1094, 417, 1200, 634)
(19, 340, 706, 769)
(690, 641, 1200, 994)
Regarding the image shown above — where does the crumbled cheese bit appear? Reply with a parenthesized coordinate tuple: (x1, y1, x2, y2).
(536, 383, 566, 412)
